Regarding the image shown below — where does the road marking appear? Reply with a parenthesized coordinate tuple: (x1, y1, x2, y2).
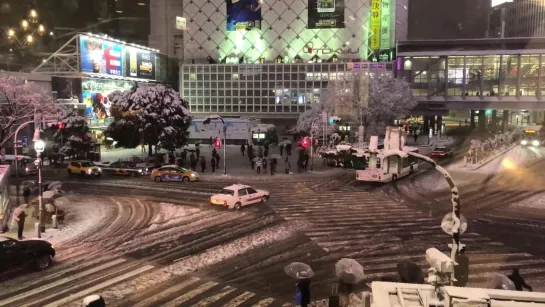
(193, 286, 236, 306)
(34, 265, 154, 307)
(223, 291, 255, 307)
(162, 281, 218, 307)
(132, 277, 200, 307)
(0, 258, 126, 306)
(253, 297, 275, 306)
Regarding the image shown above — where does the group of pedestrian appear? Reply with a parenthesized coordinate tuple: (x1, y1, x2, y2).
(198, 148, 221, 173)
(278, 142, 292, 156)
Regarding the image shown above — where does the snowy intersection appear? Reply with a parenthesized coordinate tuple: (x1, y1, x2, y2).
(2, 168, 545, 306)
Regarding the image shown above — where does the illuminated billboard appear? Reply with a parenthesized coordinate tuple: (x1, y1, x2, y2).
(308, 0, 345, 29)
(226, 0, 262, 31)
(126, 46, 156, 80)
(82, 78, 134, 119)
(80, 35, 123, 77)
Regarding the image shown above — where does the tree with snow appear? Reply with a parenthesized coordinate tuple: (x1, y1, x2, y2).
(293, 71, 416, 143)
(0, 76, 68, 147)
(52, 112, 95, 158)
(105, 84, 191, 155)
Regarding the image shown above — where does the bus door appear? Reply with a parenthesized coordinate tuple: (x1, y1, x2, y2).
(387, 156, 400, 175)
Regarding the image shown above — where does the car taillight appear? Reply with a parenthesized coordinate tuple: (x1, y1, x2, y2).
(440, 153, 445, 156)
(224, 200, 227, 206)
(356, 173, 359, 178)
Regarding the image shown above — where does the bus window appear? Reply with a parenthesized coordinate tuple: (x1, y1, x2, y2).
(402, 157, 410, 168)
(408, 156, 418, 165)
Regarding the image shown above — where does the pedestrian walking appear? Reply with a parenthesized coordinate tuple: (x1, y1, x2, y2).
(286, 143, 292, 156)
(190, 152, 197, 170)
(454, 247, 469, 287)
(251, 157, 256, 170)
(279, 143, 284, 156)
(12, 204, 27, 240)
(215, 152, 220, 167)
(200, 156, 206, 173)
(141, 144, 146, 153)
(212, 148, 217, 158)
(196, 147, 201, 159)
(240, 144, 245, 156)
(262, 157, 267, 172)
(247, 145, 253, 161)
(508, 268, 533, 291)
(304, 152, 309, 170)
(256, 157, 263, 174)
(413, 133, 418, 144)
(295, 278, 311, 307)
(209, 136, 213, 147)
(264, 146, 269, 157)
(270, 157, 277, 175)
(258, 147, 263, 158)
(23, 186, 31, 205)
(210, 156, 216, 172)
(284, 157, 290, 174)
(181, 150, 187, 167)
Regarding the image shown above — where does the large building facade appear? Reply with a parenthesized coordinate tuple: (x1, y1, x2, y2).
(490, 0, 545, 38)
(150, 0, 398, 119)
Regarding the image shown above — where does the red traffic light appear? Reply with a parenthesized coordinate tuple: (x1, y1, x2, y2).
(301, 137, 310, 148)
(58, 122, 65, 129)
(214, 138, 221, 149)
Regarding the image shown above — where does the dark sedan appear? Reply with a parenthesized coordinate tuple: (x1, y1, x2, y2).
(0, 236, 55, 272)
(102, 161, 149, 177)
(431, 146, 454, 158)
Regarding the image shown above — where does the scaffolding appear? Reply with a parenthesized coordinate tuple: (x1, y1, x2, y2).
(32, 34, 81, 76)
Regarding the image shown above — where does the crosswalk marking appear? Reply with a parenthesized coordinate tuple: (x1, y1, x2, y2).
(39, 265, 154, 307)
(162, 281, 218, 307)
(0, 258, 126, 306)
(193, 286, 237, 306)
(223, 291, 256, 307)
(132, 277, 201, 307)
(253, 297, 276, 306)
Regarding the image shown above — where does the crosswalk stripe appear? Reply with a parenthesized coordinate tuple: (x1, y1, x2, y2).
(132, 277, 201, 307)
(193, 286, 237, 306)
(161, 281, 218, 307)
(0, 258, 126, 306)
(223, 291, 256, 307)
(38, 265, 154, 307)
(253, 297, 276, 306)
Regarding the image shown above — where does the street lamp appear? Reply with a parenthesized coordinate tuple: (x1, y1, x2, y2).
(203, 115, 227, 175)
(33, 135, 45, 238)
(3, 9, 47, 49)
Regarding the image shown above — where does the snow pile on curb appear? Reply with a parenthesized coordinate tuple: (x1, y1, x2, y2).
(40, 195, 112, 246)
(100, 220, 307, 301)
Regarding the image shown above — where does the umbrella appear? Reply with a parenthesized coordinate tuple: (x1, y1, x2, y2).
(284, 262, 315, 279)
(21, 180, 36, 189)
(295, 146, 304, 151)
(335, 258, 365, 284)
(42, 191, 55, 200)
(487, 274, 516, 290)
(269, 154, 282, 160)
(54, 197, 70, 208)
(48, 181, 63, 190)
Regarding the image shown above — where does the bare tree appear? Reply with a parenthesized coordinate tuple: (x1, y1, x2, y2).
(0, 76, 68, 147)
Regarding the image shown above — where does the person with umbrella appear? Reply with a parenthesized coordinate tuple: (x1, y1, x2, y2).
(284, 262, 314, 307)
(12, 204, 28, 240)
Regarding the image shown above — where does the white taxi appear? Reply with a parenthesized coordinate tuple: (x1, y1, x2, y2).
(210, 184, 270, 210)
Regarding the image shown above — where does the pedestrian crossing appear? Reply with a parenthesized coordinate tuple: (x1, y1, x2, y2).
(6, 173, 545, 306)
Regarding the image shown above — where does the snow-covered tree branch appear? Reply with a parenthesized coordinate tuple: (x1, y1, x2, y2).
(105, 84, 192, 155)
(0, 76, 68, 147)
(293, 71, 416, 141)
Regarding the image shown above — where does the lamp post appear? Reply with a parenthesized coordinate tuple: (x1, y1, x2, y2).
(3, 8, 48, 49)
(310, 116, 321, 172)
(203, 115, 227, 175)
(34, 138, 45, 238)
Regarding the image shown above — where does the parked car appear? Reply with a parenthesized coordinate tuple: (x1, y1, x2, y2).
(0, 236, 55, 271)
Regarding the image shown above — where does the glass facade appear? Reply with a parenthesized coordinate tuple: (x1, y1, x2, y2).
(182, 62, 394, 116)
(400, 54, 545, 98)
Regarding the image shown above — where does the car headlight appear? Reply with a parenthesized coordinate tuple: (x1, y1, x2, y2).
(25, 167, 29, 171)
(191, 173, 196, 177)
(139, 169, 143, 173)
(533, 140, 540, 146)
(87, 169, 92, 174)
(521, 140, 528, 145)
(98, 167, 102, 172)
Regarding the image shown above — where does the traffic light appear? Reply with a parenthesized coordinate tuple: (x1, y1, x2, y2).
(214, 138, 221, 149)
(58, 122, 65, 130)
(328, 116, 341, 125)
(301, 137, 310, 149)
(47, 122, 65, 130)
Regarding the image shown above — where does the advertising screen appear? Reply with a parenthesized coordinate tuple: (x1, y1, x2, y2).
(308, 0, 345, 29)
(126, 47, 156, 80)
(226, 0, 262, 31)
(80, 35, 124, 77)
(82, 78, 134, 119)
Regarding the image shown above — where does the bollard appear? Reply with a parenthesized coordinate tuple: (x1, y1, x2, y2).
(34, 222, 41, 238)
(52, 215, 58, 229)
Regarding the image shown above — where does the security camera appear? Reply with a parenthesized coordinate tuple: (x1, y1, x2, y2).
(426, 248, 454, 274)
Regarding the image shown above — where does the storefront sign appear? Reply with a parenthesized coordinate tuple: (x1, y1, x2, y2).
(379, 0, 391, 50)
(80, 35, 123, 77)
(308, 0, 345, 29)
(126, 46, 156, 80)
(226, 0, 262, 31)
(82, 78, 134, 119)
(370, 0, 381, 50)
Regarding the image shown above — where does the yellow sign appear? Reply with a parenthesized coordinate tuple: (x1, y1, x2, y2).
(370, 0, 381, 50)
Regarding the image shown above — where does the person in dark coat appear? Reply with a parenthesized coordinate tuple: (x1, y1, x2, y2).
(396, 259, 425, 284)
(270, 158, 276, 175)
(284, 157, 291, 174)
(23, 186, 31, 205)
(215, 152, 220, 167)
(454, 247, 469, 287)
(181, 150, 187, 167)
(304, 152, 310, 170)
(262, 157, 267, 171)
(296, 278, 311, 307)
(210, 156, 216, 172)
(212, 148, 217, 158)
(189, 152, 197, 170)
(240, 144, 245, 156)
(247, 145, 253, 161)
(264, 146, 269, 157)
(209, 136, 213, 147)
(200, 156, 206, 173)
(508, 268, 533, 291)
(13, 204, 28, 240)
(279, 143, 284, 156)
(196, 147, 201, 159)
(286, 143, 292, 156)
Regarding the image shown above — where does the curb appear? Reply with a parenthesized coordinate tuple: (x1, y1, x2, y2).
(471, 143, 518, 170)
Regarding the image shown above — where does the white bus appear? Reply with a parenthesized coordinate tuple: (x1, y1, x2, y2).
(356, 146, 419, 183)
